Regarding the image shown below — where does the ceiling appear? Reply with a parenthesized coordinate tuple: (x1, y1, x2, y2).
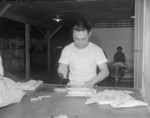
(0, 0, 135, 29)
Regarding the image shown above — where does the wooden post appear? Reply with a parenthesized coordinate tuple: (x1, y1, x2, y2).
(25, 23, 30, 80)
(61, 25, 63, 46)
(47, 25, 62, 73)
(47, 32, 51, 73)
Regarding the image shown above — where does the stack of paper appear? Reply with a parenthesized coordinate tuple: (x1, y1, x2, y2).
(85, 89, 148, 108)
(66, 87, 97, 97)
(54, 87, 67, 92)
(54, 115, 68, 118)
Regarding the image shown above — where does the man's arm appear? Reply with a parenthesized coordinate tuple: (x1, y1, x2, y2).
(94, 63, 109, 84)
(57, 63, 69, 78)
(84, 62, 109, 88)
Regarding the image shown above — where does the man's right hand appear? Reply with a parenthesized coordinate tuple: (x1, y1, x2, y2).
(58, 72, 68, 79)
(57, 63, 68, 79)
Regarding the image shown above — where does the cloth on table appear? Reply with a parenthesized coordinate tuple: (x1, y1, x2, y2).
(0, 76, 25, 108)
(17, 79, 43, 90)
(0, 76, 43, 107)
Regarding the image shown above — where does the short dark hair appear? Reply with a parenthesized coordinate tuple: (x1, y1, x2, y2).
(72, 20, 91, 33)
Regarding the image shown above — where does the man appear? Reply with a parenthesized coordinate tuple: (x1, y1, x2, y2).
(113, 46, 126, 81)
(114, 46, 126, 64)
(57, 20, 109, 88)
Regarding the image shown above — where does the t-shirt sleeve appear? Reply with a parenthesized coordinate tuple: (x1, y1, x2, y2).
(58, 47, 69, 64)
(96, 48, 108, 65)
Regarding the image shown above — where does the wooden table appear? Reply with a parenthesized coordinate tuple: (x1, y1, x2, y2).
(109, 63, 127, 87)
(0, 84, 150, 118)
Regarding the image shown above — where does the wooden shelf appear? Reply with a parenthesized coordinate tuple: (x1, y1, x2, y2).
(0, 38, 25, 69)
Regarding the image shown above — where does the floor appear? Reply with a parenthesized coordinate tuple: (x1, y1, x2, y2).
(5, 63, 134, 88)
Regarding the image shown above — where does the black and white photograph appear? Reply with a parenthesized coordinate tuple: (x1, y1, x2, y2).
(0, 0, 150, 118)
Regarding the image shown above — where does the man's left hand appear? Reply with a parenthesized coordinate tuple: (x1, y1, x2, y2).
(82, 79, 96, 88)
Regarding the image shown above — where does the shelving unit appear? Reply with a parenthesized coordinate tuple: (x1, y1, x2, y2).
(0, 37, 24, 70)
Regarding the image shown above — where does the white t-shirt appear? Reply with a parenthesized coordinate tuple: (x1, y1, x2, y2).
(59, 42, 107, 83)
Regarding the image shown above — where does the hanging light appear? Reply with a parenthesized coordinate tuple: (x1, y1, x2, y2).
(53, 15, 62, 22)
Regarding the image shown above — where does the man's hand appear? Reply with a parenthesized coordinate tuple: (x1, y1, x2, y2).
(58, 72, 68, 79)
(82, 62, 109, 88)
(57, 63, 68, 79)
(82, 79, 96, 88)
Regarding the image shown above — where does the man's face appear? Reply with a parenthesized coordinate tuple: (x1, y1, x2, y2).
(73, 30, 91, 49)
(117, 49, 122, 52)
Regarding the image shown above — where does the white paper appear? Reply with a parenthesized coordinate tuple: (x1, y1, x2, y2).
(66, 87, 97, 97)
(54, 115, 68, 118)
(67, 87, 96, 92)
(67, 91, 94, 97)
(54, 88, 67, 92)
(85, 89, 148, 108)
(111, 100, 148, 108)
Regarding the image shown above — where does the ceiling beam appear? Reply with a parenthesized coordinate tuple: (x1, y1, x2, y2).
(0, 4, 11, 17)
(0, 2, 54, 29)
(2, 11, 52, 29)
